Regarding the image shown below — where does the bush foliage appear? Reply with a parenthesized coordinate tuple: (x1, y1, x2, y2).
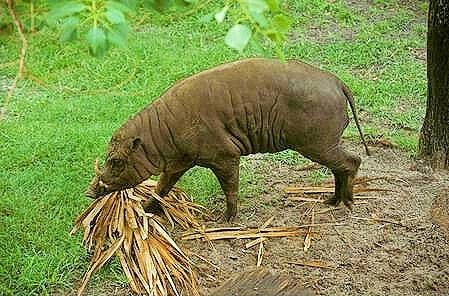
(3, 0, 292, 56)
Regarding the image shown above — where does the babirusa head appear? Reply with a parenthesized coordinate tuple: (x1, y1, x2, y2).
(85, 135, 153, 198)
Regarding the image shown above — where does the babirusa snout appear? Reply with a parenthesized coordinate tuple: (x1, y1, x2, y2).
(85, 159, 105, 199)
(85, 175, 100, 199)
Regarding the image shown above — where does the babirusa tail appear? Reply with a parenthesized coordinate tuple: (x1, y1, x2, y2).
(342, 83, 370, 156)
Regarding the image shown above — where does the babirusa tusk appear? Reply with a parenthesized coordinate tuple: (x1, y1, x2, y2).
(99, 180, 109, 189)
(94, 159, 102, 176)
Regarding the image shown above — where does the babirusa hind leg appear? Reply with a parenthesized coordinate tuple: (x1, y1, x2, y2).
(305, 146, 361, 209)
(210, 159, 240, 222)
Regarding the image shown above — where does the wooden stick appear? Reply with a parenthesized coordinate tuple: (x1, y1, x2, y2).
(3, 1, 28, 118)
(257, 241, 264, 267)
(182, 226, 243, 236)
(284, 187, 334, 194)
(287, 196, 325, 203)
(350, 216, 410, 228)
(181, 225, 329, 241)
(189, 252, 223, 271)
(283, 186, 392, 195)
(354, 176, 410, 185)
(287, 196, 384, 203)
(183, 222, 342, 240)
(245, 237, 268, 249)
(288, 259, 336, 269)
(183, 230, 318, 241)
(303, 208, 315, 252)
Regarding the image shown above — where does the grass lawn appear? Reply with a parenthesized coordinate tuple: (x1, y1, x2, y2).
(0, 0, 427, 295)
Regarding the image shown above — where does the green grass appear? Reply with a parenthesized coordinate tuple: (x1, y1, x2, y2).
(0, 1, 427, 294)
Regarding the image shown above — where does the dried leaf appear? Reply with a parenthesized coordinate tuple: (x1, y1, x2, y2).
(117, 249, 140, 293)
(77, 235, 125, 296)
(150, 218, 188, 260)
(71, 179, 201, 296)
(125, 199, 138, 229)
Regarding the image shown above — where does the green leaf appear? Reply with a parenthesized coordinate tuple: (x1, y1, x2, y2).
(250, 11, 268, 28)
(144, 0, 173, 11)
(107, 23, 129, 47)
(265, 30, 280, 43)
(214, 6, 229, 23)
(225, 24, 252, 52)
(115, 0, 138, 10)
(271, 14, 292, 34)
(47, 1, 87, 25)
(59, 16, 79, 42)
(243, 0, 269, 13)
(248, 35, 267, 54)
(106, 7, 126, 24)
(266, 0, 280, 12)
(86, 27, 107, 56)
(107, 0, 136, 15)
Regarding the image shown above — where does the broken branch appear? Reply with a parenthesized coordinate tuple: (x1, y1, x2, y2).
(350, 215, 410, 229)
(3, 1, 28, 118)
(283, 186, 392, 195)
(288, 259, 336, 269)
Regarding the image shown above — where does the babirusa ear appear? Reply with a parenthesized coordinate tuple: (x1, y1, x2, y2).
(130, 137, 142, 152)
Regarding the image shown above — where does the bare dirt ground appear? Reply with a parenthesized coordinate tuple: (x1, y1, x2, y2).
(81, 143, 449, 296)
(79, 143, 449, 296)
(177, 143, 449, 296)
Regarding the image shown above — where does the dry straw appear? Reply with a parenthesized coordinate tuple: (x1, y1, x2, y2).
(70, 179, 203, 296)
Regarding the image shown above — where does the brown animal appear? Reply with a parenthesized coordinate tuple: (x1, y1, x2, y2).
(86, 58, 369, 221)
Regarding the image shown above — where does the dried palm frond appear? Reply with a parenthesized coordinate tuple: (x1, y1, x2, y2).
(70, 179, 203, 296)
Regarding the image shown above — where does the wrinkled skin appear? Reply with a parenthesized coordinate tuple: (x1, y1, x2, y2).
(86, 58, 368, 221)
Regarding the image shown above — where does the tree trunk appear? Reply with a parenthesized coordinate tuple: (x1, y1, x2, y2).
(419, 0, 449, 169)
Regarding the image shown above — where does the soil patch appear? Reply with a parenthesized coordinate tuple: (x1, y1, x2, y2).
(181, 144, 449, 296)
(432, 192, 449, 240)
(74, 144, 449, 296)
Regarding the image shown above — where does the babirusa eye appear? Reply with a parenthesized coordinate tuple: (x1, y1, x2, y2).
(110, 158, 125, 170)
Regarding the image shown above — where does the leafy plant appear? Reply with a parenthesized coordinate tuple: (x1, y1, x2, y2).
(3, 0, 291, 56)
(217, 0, 293, 56)
(46, 0, 135, 56)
